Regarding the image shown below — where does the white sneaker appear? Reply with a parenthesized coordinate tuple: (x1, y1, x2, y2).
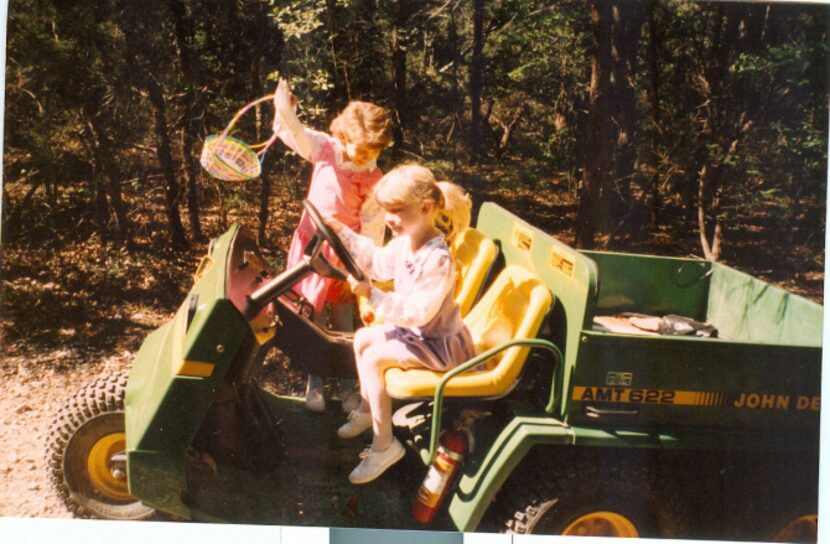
(341, 389, 362, 413)
(337, 410, 373, 439)
(305, 385, 325, 413)
(348, 438, 405, 485)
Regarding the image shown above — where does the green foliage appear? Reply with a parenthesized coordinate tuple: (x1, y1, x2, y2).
(2, 0, 826, 272)
(273, 0, 326, 41)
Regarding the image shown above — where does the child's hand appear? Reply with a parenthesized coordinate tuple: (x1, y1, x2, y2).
(347, 274, 372, 298)
(273, 79, 297, 113)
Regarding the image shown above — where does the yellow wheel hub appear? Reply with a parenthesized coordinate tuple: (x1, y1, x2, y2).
(774, 514, 818, 542)
(87, 432, 131, 500)
(563, 511, 640, 537)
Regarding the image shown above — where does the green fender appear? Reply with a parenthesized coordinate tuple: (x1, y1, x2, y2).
(448, 412, 679, 532)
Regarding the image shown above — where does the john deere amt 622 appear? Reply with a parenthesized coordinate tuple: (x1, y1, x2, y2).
(46, 201, 821, 541)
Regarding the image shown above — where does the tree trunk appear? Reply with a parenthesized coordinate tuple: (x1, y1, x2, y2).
(449, 6, 460, 171)
(697, 164, 722, 261)
(252, 54, 272, 247)
(646, 0, 662, 230)
(147, 77, 188, 249)
(352, 0, 379, 99)
(576, 1, 613, 249)
(469, 0, 485, 161)
(93, 161, 110, 242)
(499, 105, 524, 151)
(118, 4, 186, 249)
(78, 116, 110, 243)
(97, 129, 133, 248)
(169, 0, 206, 243)
(692, 5, 741, 261)
(325, 0, 350, 107)
(390, 0, 409, 150)
(605, 2, 645, 245)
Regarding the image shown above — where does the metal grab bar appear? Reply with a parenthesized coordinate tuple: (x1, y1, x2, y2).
(424, 338, 563, 465)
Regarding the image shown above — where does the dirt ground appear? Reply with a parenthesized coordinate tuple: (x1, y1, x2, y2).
(0, 350, 133, 517)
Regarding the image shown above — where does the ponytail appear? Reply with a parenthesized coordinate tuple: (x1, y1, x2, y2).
(374, 165, 472, 244)
(435, 181, 472, 244)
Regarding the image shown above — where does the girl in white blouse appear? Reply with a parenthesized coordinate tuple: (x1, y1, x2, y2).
(326, 164, 475, 484)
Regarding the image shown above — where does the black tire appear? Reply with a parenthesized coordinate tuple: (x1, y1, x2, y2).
(764, 454, 818, 543)
(45, 371, 157, 520)
(768, 509, 818, 543)
(492, 449, 687, 538)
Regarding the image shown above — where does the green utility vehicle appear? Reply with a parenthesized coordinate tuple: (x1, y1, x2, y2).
(46, 201, 821, 541)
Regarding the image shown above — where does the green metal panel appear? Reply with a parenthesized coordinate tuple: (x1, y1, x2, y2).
(127, 451, 191, 517)
(567, 331, 821, 431)
(127, 299, 248, 452)
(125, 225, 250, 515)
(475, 202, 598, 419)
(707, 262, 823, 347)
(582, 251, 711, 320)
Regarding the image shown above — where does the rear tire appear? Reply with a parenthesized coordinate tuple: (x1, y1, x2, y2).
(772, 510, 818, 542)
(494, 449, 686, 537)
(768, 505, 818, 543)
(45, 372, 157, 520)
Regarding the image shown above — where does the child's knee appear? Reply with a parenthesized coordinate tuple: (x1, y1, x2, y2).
(353, 327, 374, 354)
(358, 344, 392, 372)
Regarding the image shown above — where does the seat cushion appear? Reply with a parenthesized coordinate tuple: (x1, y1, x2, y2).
(385, 265, 552, 399)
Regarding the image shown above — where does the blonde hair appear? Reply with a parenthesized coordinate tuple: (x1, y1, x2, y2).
(375, 164, 472, 244)
(435, 181, 472, 243)
(329, 101, 393, 150)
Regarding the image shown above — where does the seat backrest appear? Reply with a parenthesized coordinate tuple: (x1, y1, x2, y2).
(451, 228, 498, 316)
(463, 264, 553, 382)
(360, 228, 497, 325)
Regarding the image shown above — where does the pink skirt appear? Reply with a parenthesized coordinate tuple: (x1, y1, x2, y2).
(286, 212, 352, 314)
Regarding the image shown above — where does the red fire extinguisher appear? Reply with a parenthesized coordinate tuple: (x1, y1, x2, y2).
(411, 423, 469, 524)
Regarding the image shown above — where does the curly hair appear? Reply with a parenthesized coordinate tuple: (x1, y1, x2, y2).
(329, 101, 393, 150)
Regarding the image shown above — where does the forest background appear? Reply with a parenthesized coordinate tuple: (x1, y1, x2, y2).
(2, 0, 827, 364)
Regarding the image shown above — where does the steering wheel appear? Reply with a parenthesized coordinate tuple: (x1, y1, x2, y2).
(302, 200, 365, 282)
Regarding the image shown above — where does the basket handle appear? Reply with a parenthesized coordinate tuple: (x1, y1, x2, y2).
(220, 95, 278, 154)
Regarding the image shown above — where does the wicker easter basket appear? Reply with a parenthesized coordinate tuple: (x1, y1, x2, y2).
(200, 95, 278, 182)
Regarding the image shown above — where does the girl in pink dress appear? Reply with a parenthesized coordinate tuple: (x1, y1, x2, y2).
(272, 79, 392, 412)
(325, 164, 475, 484)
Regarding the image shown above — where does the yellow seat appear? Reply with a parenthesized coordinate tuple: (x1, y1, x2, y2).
(357, 228, 498, 323)
(384, 265, 553, 399)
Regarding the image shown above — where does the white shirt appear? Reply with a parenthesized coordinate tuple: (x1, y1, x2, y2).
(337, 226, 455, 330)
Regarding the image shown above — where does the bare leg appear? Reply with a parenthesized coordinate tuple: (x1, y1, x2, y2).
(352, 326, 391, 415)
(357, 342, 419, 452)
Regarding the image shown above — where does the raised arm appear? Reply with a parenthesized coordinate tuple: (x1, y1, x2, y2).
(272, 79, 328, 162)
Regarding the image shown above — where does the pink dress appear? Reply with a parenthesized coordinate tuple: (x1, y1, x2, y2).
(337, 227, 476, 371)
(284, 135, 384, 313)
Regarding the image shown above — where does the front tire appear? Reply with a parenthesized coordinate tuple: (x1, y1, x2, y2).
(45, 372, 157, 520)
